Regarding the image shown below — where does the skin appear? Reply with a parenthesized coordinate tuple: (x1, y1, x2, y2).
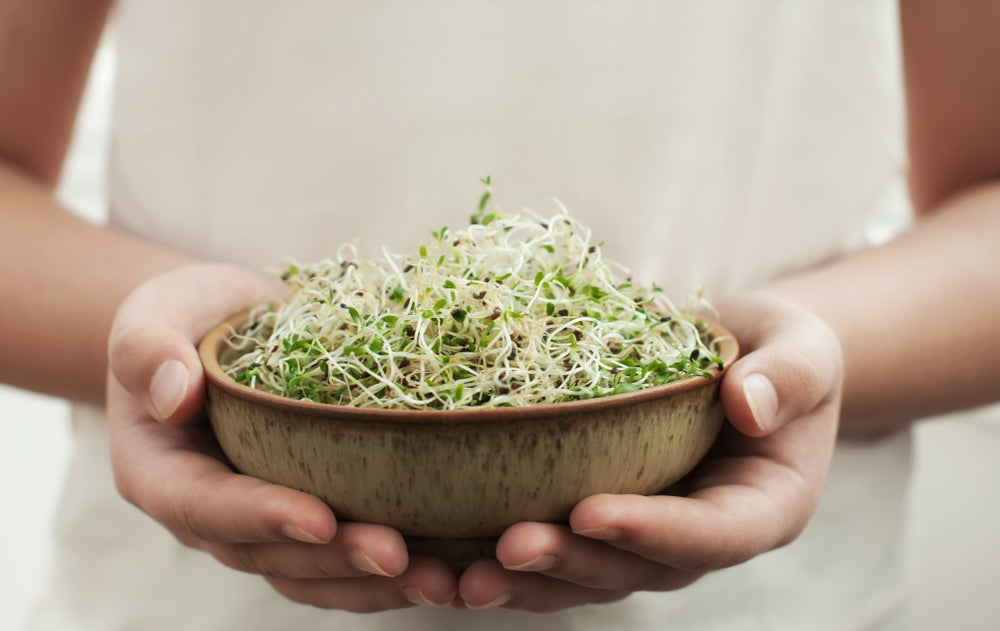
(2, 0, 999, 615)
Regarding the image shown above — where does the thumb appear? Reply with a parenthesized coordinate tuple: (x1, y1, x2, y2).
(717, 292, 843, 437)
(108, 263, 282, 424)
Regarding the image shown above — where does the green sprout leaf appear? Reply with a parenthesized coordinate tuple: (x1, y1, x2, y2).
(222, 184, 718, 411)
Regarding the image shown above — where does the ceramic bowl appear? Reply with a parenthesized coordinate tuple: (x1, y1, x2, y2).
(198, 312, 738, 567)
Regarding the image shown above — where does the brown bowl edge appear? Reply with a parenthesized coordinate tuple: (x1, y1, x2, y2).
(198, 310, 739, 425)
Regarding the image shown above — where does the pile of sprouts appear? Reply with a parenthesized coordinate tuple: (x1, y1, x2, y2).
(223, 180, 723, 410)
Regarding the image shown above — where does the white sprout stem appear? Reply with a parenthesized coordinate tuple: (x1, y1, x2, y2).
(222, 195, 721, 410)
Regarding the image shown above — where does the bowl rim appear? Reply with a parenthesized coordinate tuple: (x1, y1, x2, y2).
(198, 310, 739, 424)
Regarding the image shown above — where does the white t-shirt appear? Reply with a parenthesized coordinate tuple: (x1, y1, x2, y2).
(31, 2, 913, 629)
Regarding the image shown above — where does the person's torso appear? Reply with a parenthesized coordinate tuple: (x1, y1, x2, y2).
(108, 0, 905, 298)
(33, 3, 914, 630)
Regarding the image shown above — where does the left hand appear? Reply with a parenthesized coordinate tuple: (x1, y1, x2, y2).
(455, 291, 843, 611)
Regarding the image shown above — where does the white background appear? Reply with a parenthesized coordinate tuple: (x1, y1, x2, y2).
(2, 38, 999, 631)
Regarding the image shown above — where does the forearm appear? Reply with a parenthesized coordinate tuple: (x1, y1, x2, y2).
(766, 181, 1000, 435)
(0, 162, 193, 404)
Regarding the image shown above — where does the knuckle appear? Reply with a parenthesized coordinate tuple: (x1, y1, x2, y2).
(167, 486, 215, 543)
(218, 543, 268, 577)
(558, 563, 605, 588)
(779, 348, 825, 393)
(266, 578, 317, 606)
(313, 550, 353, 579)
(107, 324, 162, 396)
(107, 322, 148, 368)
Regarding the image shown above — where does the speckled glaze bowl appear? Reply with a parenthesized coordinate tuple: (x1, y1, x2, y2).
(199, 312, 738, 567)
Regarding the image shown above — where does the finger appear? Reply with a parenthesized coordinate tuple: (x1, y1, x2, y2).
(718, 292, 842, 436)
(570, 493, 766, 572)
(458, 559, 628, 613)
(108, 263, 281, 423)
(109, 377, 337, 545)
(207, 522, 409, 580)
(494, 522, 701, 592)
(568, 442, 825, 574)
(268, 556, 458, 612)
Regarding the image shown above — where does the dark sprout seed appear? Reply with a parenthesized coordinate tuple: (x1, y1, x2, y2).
(227, 203, 718, 409)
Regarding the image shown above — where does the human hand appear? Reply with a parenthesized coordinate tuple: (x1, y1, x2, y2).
(456, 291, 842, 611)
(106, 263, 457, 611)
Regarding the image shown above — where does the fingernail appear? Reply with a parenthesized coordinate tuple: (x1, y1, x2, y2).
(743, 373, 778, 432)
(403, 586, 450, 607)
(150, 359, 189, 420)
(466, 592, 512, 610)
(280, 523, 329, 544)
(503, 554, 558, 572)
(572, 526, 622, 541)
(349, 547, 395, 577)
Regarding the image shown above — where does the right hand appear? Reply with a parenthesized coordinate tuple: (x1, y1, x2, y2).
(106, 262, 457, 611)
